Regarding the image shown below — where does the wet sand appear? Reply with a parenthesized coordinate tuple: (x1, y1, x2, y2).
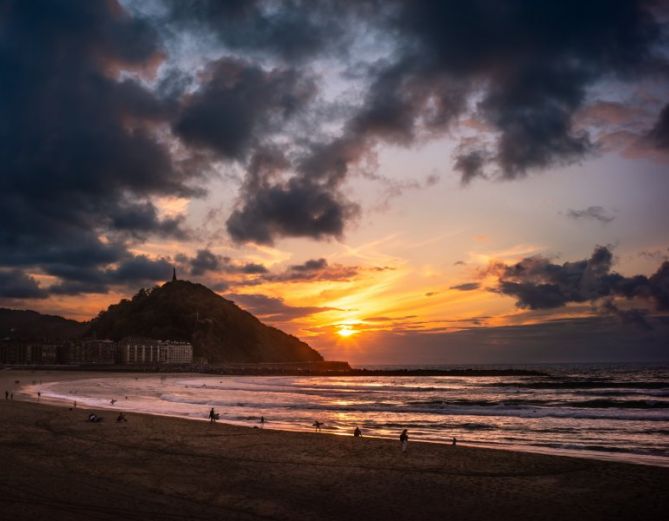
(1, 372, 668, 520)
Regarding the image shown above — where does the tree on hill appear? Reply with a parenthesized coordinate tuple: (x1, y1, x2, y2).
(0, 308, 86, 341)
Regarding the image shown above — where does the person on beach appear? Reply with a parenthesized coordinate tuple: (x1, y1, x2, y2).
(209, 407, 217, 423)
(400, 429, 409, 453)
(353, 426, 362, 437)
(452, 437, 457, 446)
(110, 399, 116, 405)
(313, 421, 323, 432)
(37, 392, 41, 401)
(260, 416, 265, 428)
(4, 391, 8, 400)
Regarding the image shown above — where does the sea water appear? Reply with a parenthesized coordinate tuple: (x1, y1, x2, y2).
(32, 363, 669, 466)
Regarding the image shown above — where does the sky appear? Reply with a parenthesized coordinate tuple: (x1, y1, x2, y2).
(1, 0, 669, 364)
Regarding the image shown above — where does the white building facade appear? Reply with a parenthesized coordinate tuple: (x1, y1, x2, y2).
(119, 338, 193, 365)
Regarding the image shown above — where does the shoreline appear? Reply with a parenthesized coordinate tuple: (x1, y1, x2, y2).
(1, 397, 668, 520)
(0, 364, 549, 377)
(5, 369, 669, 469)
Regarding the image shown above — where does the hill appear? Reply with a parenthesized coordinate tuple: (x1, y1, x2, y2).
(87, 280, 323, 364)
(0, 308, 86, 341)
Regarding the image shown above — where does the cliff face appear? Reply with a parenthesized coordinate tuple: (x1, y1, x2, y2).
(87, 280, 323, 364)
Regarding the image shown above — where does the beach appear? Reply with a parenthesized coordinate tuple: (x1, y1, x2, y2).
(1, 373, 668, 520)
(12, 367, 669, 466)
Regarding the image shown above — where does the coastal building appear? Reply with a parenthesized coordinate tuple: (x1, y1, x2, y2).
(65, 339, 117, 365)
(118, 337, 193, 365)
(160, 340, 193, 364)
(0, 342, 60, 365)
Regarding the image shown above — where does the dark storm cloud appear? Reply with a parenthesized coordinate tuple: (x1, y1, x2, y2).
(0, 270, 48, 299)
(226, 147, 359, 244)
(4, 0, 669, 290)
(174, 58, 315, 159)
(187, 249, 269, 277)
(189, 249, 220, 276)
(162, 0, 356, 62)
(47, 254, 176, 295)
(566, 206, 615, 224)
(0, 0, 201, 290)
(109, 202, 188, 238)
(48, 280, 110, 296)
(225, 56, 466, 243)
(647, 103, 669, 149)
(226, 0, 667, 244)
(389, 0, 663, 180)
(454, 150, 488, 185)
(107, 256, 174, 285)
(45, 264, 112, 296)
(226, 293, 333, 321)
(490, 246, 669, 315)
(600, 299, 653, 330)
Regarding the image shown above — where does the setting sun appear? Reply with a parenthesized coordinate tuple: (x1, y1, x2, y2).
(337, 327, 357, 338)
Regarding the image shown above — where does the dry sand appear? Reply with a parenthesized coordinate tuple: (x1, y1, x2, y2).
(0, 372, 668, 521)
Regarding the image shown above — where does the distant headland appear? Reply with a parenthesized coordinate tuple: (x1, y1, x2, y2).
(1, 277, 546, 377)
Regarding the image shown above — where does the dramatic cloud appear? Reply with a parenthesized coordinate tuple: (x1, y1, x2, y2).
(174, 58, 315, 159)
(289, 258, 328, 272)
(566, 206, 615, 224)
(186, 249, 269, 277)
(226, 147, 359, 244)
(0, 270, 48, 299)
(226, 0, 668, 243)
(189, 249, 220, 276)
(490, 246, 669, 318)
(392, 0, 663, 180)
(180, 250, 361, 287)
(0, 0, 200, 291)
(108, 256, 174, 285)
(162, 0, 356, 62)
(226, 293, 333, 321)
(647, 103, 669, 150)
(2, 0, 668, 298)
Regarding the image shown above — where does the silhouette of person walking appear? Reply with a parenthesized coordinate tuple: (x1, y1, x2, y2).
(400, 429, 409, 453)
(209, 407, 217, 423)
(260, 416, 265, 428)
(4, 391, 8, 400)
(313, 421, 323, 432)
(353, 426, 362, 437)
(452, 436, 457, 446)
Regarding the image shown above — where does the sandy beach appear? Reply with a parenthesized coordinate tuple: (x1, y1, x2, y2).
(0, 372, 667, 520)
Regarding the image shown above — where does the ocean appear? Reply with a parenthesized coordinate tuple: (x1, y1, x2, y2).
(32, 363, 669, 466)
